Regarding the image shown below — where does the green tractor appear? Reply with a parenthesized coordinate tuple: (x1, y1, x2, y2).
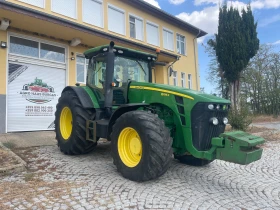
(55, 42, 264, 182)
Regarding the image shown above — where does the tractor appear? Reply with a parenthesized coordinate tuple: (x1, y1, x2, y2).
(55, 42, 264, 182)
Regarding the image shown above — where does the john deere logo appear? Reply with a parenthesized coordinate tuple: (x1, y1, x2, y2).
(20, 77, 57, 104)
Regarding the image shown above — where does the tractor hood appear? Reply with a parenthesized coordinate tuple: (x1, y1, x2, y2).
(129, 82, 230, 104)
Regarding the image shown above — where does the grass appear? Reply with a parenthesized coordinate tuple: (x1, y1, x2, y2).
(2, 142, 16, 149)
(252, 115, 280, 123)
(24, 173, 36, 182)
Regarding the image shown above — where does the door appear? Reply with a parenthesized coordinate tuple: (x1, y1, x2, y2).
(7, 34, 67, 132)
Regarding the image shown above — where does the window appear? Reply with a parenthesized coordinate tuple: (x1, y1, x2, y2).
(173, 71, 177, 86)
(163, 29, 174, 51)
(108, 5, 125, 35)
(177, 34, 186, 55)
(76, 55, 89, 83)
(19, 0, 45, 8)
(52, 0, 76, 19)
(83, 0, 103, 28)
(9, 36, 66, 63)
(10, 36, 39, 58)
(146, 22, 159, 46)
(129, 15, 143, 41)
(188, 74, 192, 89)
(40, 43, 65, 63)
(181, 72, 186, 88)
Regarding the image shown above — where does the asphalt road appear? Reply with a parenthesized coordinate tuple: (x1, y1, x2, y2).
(252, 121, 280, 131)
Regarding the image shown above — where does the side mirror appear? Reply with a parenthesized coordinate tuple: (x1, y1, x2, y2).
(169, 67, 174, 77)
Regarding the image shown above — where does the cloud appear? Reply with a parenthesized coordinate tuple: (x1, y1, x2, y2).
(195, 0, 280, 9)
(177, 0, 280, 43)
(194, 0, 220, 6)
(271, 40, 280, 45)
(251, 0, 280, 9)
(177, 5, 219, 42)
(169, 0, 186, 5)
(259, 14, 280, 27)
(143, 0, 161, 8)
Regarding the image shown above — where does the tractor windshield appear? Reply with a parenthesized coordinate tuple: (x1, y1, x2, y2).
(113, 56, 149, 87)
(87, 56, 149, 89)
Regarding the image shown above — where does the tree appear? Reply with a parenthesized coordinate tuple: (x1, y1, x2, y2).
(204, 39, 229, 99)
(209, 4, 259, 110)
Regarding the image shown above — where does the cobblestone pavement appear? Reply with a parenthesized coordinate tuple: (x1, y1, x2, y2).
(0, 141, 280, 210)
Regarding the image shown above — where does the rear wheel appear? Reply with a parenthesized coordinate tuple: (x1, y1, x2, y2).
(174, 154, 213, 166)
(111, 110, 173, 182)
(55, 90, 97, 155)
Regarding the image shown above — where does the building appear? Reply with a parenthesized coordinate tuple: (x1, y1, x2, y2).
(0, 0, 207, 133)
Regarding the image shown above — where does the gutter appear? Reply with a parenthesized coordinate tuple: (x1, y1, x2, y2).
(193, 30, 201, 91)
(0, 0, 178, 60)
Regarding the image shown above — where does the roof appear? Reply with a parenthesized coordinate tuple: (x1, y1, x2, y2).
(127, 0, 207, 38)
(84, 45, 157, 61)
(0, 0, 178, 60)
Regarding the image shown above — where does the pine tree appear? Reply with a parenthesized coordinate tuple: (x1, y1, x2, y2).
(210, 4, 259, 110)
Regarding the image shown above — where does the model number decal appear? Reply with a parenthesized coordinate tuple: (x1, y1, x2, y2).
(161, 93, 170, 97)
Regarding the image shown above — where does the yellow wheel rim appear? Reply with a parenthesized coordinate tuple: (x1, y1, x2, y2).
(118, 127, 142, 168)
(60, 107, 73, 140)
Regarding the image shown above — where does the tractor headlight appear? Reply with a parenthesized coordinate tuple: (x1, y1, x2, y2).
(210, 117, 219, 125)
(216, 105, 220, 110)
(208, 104, 214, 110)
(223, 117, 228, 125)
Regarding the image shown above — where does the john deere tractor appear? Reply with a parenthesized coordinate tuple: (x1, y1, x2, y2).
(55, 42, 264, 182)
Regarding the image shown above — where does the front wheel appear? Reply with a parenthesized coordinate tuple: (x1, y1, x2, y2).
(55, 90, 97, 155)
(111, 110, 173, 182)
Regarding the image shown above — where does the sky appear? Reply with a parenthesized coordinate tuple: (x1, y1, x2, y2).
(143, 0, 280, 93)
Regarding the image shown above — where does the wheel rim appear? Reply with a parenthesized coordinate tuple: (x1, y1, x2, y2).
(60, 107, 73, 140)
(118, 127, 142, 168)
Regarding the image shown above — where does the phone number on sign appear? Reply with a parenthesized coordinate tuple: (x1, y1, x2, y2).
(25, 106, 54, 116)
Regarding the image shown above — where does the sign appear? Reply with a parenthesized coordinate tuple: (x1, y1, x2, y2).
(7, 62, 66, 132)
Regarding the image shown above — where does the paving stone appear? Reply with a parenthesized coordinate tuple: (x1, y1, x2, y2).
(0, 142, 280, 210)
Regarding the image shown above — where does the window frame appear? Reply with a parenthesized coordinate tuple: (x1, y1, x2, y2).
(163, 27, 174, 51)
(146, 20, 160, 47)
(51, 0, 77, 19)
(176, 33, 186, 55)
(188, 74, 192, 89)
(19, 0, 45, 8)
(129, 13, 144, 41)
(9, 35, 66, 64)
(76, 54, 89, 84)
(108, 3, 126, 36)
(173, 71, 178, 86)
(181, 72, 186, 88)
(82, 0, 104, 28)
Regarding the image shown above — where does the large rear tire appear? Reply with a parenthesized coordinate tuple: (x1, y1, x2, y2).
(55, 90, 97, 155)
(174, 154, 213, 166)
(111, 110, 173, 182)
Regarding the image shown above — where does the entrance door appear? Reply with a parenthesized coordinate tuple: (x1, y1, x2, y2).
(7, 35, 66, 132)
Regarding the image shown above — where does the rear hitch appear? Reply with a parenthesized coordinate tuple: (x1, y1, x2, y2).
(211, 131, 265, 165)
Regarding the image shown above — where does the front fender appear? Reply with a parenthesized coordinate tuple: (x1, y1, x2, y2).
(107, 103, 149, 140)
(62, 86, 100, 109)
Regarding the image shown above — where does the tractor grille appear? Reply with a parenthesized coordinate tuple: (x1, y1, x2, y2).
(191, 103, 229, 151)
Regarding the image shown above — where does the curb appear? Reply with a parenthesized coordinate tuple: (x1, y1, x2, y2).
(0, 142, 27, 175)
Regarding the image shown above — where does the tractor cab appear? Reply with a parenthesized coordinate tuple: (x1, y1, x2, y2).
(84, 42, 156, 109)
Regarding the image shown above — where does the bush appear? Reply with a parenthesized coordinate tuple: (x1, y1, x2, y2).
(228, 107, 252, 131)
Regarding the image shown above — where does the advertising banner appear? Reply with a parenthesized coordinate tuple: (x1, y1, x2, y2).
(7, 62, 66, 132)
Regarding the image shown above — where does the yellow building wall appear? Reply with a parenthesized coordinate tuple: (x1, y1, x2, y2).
(0, 30, 7, 95)
(5, 0, 200, 90)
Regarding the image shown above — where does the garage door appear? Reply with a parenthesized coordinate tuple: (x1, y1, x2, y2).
(7, 35, 67, 132)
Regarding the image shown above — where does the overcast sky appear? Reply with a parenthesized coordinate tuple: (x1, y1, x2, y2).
(143, 0, 280, 94)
